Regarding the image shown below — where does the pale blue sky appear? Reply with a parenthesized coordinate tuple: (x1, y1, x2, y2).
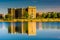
(0, 0, 60, 14)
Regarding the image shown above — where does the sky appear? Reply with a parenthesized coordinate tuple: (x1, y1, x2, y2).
(0, 0, 60, 14)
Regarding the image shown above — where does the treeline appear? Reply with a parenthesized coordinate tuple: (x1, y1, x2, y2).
(36, 12, 60, 18)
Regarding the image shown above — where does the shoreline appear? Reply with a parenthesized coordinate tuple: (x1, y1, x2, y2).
(0, 18, 60, 22)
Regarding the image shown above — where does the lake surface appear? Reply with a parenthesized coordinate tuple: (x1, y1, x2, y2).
(0, 22, 60, 40)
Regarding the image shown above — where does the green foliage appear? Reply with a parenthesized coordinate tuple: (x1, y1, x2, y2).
(53, 13, 57, 18)
(57, 13, 60, 18)
(37, 12, 60, 18)
(46, 13, 51, 18)
(42, 13, 47, 18)
(5, 14, 12, 20)
(23, 11, 29, 19)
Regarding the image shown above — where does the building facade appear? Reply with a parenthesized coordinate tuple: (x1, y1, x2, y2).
(27, 6, 36, 18)
(8, 6, 36, 19)
(8, 8, 15, 19)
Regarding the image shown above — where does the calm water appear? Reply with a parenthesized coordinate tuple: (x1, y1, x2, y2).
(0, 22, 60, 40)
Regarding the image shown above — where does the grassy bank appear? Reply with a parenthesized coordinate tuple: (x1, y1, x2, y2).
(0, 18, 60, 22)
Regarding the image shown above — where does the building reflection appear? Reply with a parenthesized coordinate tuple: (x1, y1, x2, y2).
(8, 22, 36, 36)
(15, 22, 22, 33)
(22, 21, 28, 34)
(8, 22, 15, 33)
(36, 22, 60, 30)
(39, 22, 42, 30)
(8, 22, 60, 35)
(28, 22, 36, 35)
(36, 22, 42, 30)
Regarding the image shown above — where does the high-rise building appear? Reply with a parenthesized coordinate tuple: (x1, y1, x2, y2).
(8, 8, 15, 19)
(15, 8, 22, 19)
(8, 8, 26, 19)
(8, 6, 36, 19)
(27, 6, 36, 18)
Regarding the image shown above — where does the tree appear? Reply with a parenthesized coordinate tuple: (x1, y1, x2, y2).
(23, 11, 29, 19)
(47, 13, 51, 18)
(42, 13, 47, 18)
(53, 13, 57, 18)
(5, 14, 12, 20)
(57, 13, 60, 18)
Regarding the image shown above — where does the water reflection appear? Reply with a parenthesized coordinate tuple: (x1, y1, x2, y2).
(0, 22, 3, 28)
(15, 22, 22, 33)
(0, 22, 60, 40)
(8, 22, 36, 35)
(0, 22, 60, 35)
(3, 22, 11, 28)
(36, 22, 60, 30)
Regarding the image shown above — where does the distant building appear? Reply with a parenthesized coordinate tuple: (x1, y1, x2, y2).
(36, 12, 42, 18)
(37, 12, 42, 16)
(27, 6, 36, 18)
(8, 6, 36, 19)
(0, 14, 3, 19)
(8, 8, 15, 18)
(15, 8, 23, 19)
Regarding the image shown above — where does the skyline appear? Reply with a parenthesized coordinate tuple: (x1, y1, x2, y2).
(0, 0, 60, 14)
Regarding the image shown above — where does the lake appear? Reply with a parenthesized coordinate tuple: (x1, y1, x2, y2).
(0, 22, 60, 40)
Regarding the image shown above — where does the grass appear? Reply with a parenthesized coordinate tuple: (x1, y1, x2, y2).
(0, 18, 60, 22)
